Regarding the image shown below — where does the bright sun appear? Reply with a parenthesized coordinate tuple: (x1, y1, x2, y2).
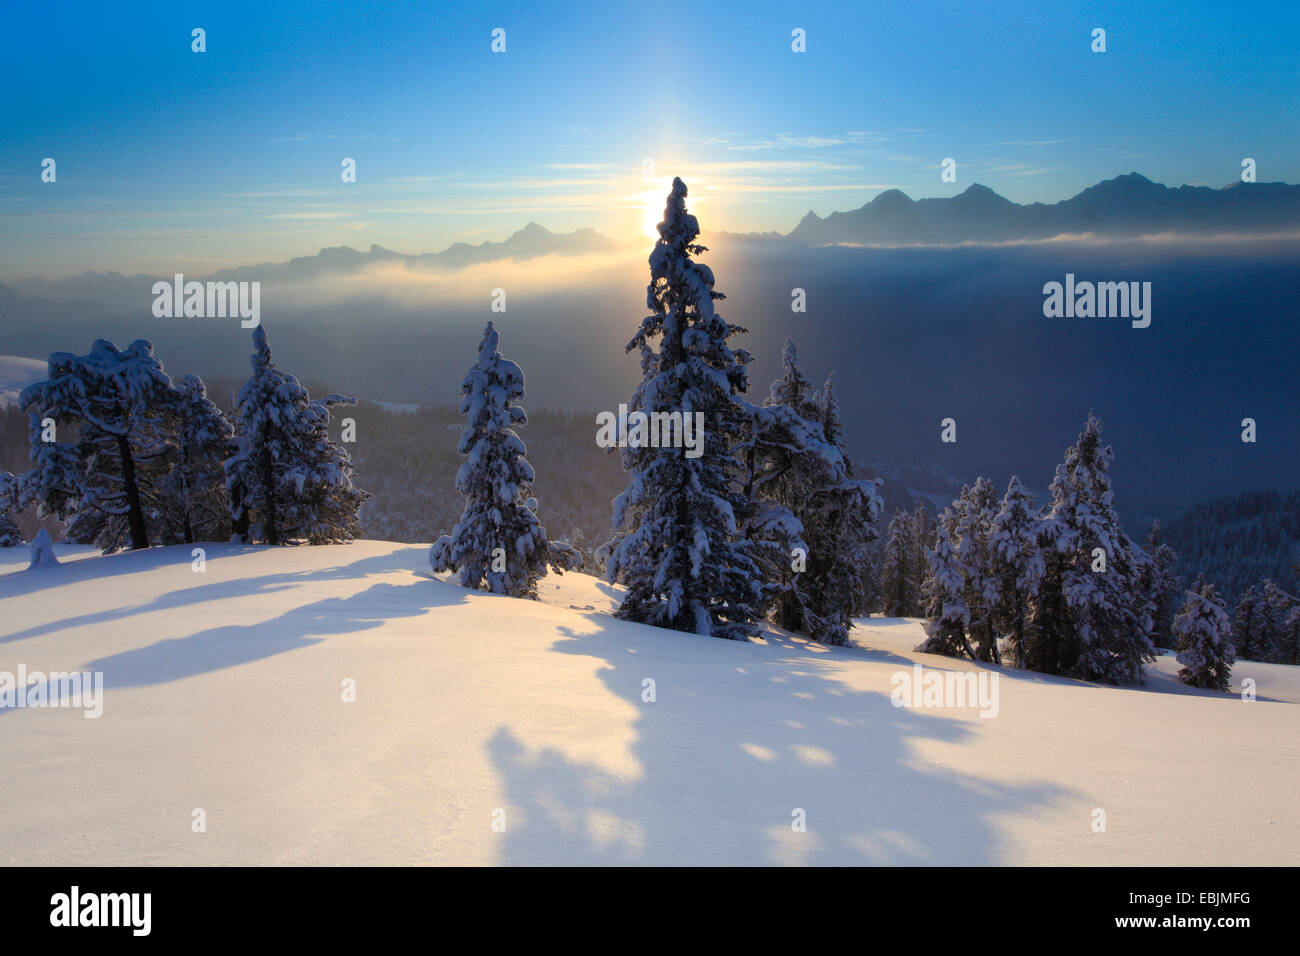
(640, 183, 670, 241)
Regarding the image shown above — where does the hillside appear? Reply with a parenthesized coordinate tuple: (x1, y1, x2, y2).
(1, 540, 1295, 865)
(1164, 490, 1300, 601)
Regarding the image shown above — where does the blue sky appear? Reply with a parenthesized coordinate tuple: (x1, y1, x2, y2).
(1, 0, 1296, 276)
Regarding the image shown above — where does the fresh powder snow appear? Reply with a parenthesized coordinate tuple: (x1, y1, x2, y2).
(1, 540, 1295, 865)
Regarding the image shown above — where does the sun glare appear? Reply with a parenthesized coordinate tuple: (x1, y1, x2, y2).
(639, 182, 671, 242)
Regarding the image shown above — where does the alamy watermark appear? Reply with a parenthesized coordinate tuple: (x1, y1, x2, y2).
(50, 886, 150, 936)
(596, 404, 705, 459)
(0, 666, 104, 718)
(1042, 273, 1150, 328)
(152, 274, 260, 328)
(891, 663, 999, 718)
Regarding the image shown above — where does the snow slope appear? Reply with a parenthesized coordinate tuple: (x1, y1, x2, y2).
(0, 355, 46, 407)
(0, 540, 1295, 865)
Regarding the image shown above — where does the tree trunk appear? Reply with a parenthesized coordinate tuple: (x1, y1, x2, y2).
(230, 479, 249, 543)
(117, 435, 149, 550)
(1013, 607, 1027, 668)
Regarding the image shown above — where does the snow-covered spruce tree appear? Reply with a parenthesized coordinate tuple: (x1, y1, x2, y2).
(766, 339, 819, 417)
(737, 339, 812, 625)
(1027, 414, 1156, 684)
(1144, 520, 1182, 649)
(815, 371, 883, 632)
(599, 177, 764, 639)
(988, 475, 1045, 668)
(225, 327, 368, 545)
(19, 340, 176, 552)
(157, 375, 234, 544)
(952, 478, 1001, 662)
(430, 322, 580, 597)
(743, 340, 881, 645)
(917, 523, 971, 657)
(0, 472, 24, 546)
(820, 372, 885, 616)
(1174, 583, 1235, 690)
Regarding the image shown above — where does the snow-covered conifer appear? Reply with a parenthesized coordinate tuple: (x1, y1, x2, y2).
(767, 338, 818, 418)
(1174, 583, 1235, 690)
(19, 340, 175, 552)
(988, 475, 1044, 668)
(599, 178, 764, 639)
(821, 372, 884, 616)
(744, 341, 880, 644)
(917, 524, 971, 657)
(1028, 414, 1156, 683)
(952, 478, 1000, 662)
(430, 322, 580, 597)
(225, 327, 368, 545)
(0, 472, 24, 546)
(1253, 580, 1294, 660)
(158, 375, 234, 544)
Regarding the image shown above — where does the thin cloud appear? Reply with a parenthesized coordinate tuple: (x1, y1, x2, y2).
(730, 133, 848, 151)
(263, 212, 354, 220)
(988, 163, 1066, 176)
(988, 137, 1079, 147)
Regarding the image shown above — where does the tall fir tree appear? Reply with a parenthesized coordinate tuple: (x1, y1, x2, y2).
(816, 370, 882, 633)
(917, 523, 971, 657)
(744, 341, 880, 645)
(952, 478, 1001, 662)
(988, 475, 1045, 668)
(600, 177, 764, 639)
(1174, 583, 1235, 690)
(225, 327, 368, 545)
(1027, 414, 1156, 684)
(430, 322, 580, 597)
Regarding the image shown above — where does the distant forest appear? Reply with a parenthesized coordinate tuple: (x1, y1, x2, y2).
(3, 392, 1296, 605)
(1163, 490, 1300, 602)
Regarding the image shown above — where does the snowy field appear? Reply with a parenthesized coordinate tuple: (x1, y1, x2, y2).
(1, 540, 1295, 866)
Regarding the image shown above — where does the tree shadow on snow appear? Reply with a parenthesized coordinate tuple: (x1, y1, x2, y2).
(0, 571, 467, 713)
(0, 546, 427, 645)
(0, 543, 268, 600)
(487, 617, 1075, 865)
